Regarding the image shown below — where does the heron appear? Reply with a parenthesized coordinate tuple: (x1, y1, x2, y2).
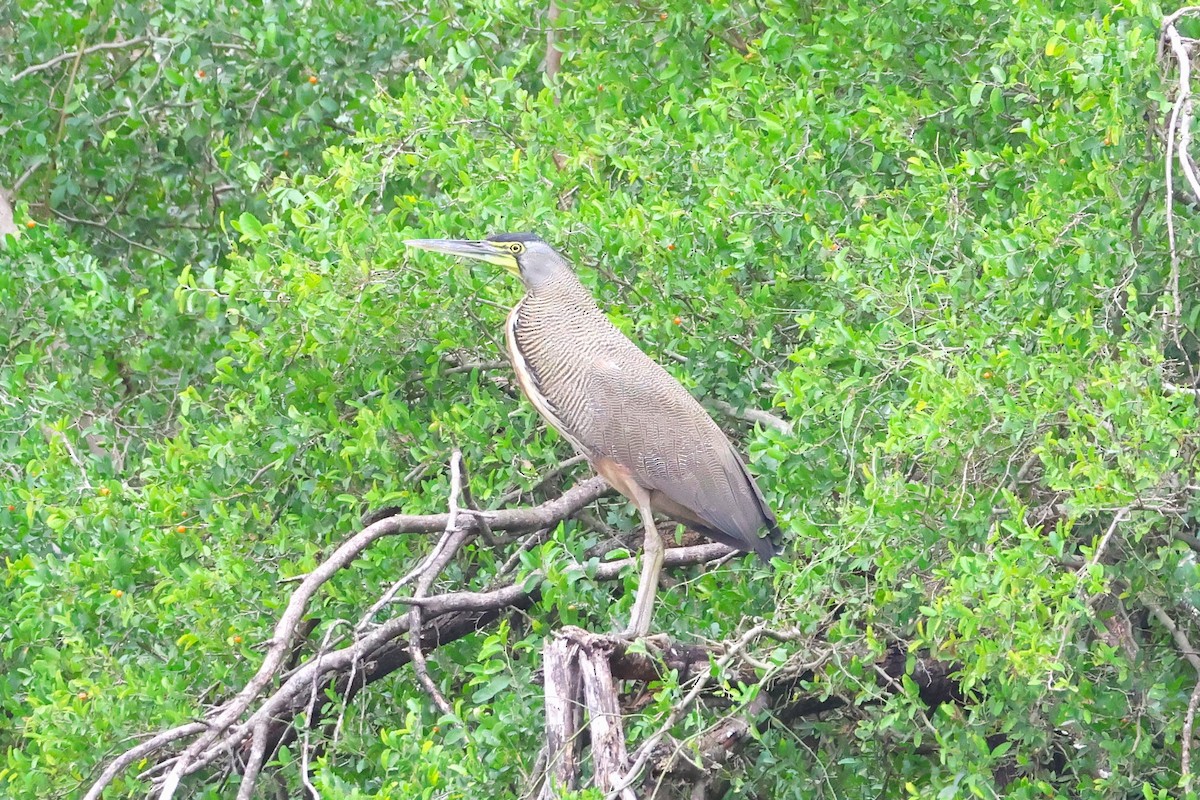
(405, 233, 780, 636)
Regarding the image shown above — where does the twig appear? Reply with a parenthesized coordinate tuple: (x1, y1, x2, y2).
(1084, 507, 1131, 575)
(49, 208, 172, 260)
(13, 36, 151, 81)
(1147, 598, 1200, 792)
(1165, 381, 1200, 398)
(442, 359, 509, 375)
(407, 451, 470, 719)
(1051, 507, 1132, 676)
(496, 527, 553, 577)
(302, 624, 349, 800)
(40, 424, 94, 490)
(1185, 679, 1200, 794)
(11, 157, 47, 194)
(497, 453, 591, 507)
(1160, 9, 1200, 343)
(707, 398, 792, 435)
(81, 723, 207, 800)
(1147, 602, 1200, 674)
(401, 542, 734, 616)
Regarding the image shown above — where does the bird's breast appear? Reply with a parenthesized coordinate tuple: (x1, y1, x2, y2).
(505, 299, 595, 457)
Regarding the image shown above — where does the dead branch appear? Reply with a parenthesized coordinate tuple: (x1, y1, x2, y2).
(1052, 507, 1132, 667)
(79, 722, 208, 800)
(1147, 600, 1200, 792)
(86, 446, 966, 800)
(1147, 601, 1200, 675)
(48, 208, 173, 260)
(1187, 681, 1200, 794)
(544, 0, 563, 88)
(1165, 381, 1200, 399)
(1160, 8, 1200, 344)
(13, 36, 152, 81)
(706, 398, 793, 435)
(540, 636, 584, 796)
(85, 472, 616, 800)
(579, 638, 636, 800)
(164, 542, 732, 795)
(529, 627, 965, 799)
(407, 450, 471, 719)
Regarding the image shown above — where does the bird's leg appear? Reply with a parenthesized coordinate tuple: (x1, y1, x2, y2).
(622, 496, 664, 639)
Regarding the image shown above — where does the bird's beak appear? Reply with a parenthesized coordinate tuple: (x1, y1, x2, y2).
(404, 238, 519, 274)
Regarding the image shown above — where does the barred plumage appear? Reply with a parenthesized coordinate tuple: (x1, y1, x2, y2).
(503, 245, 780, 562)
(405, 232, 781, 635)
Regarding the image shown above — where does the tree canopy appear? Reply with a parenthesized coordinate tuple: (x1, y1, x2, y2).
(2, 1, 1199, 798)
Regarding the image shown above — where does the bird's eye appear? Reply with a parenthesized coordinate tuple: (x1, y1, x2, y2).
(508, 243, 524, 254)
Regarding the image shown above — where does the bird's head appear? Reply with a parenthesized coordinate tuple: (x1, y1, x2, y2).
(404, 232, 570, 292)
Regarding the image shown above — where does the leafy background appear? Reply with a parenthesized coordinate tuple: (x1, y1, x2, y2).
(2, 0, 1198, 797)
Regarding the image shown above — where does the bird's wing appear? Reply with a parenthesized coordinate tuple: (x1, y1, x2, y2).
(582, 346, 777, 558)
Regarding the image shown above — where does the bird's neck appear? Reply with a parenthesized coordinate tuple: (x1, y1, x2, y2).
(524, 273, 600, 311)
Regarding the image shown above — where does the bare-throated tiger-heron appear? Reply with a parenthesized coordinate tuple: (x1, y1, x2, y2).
(404, 233, 781, 636)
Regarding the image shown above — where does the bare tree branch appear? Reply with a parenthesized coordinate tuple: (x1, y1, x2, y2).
(80, 723, 207, 800)
(544, 0, 563, 99)
(1160, 8, 1200, 343)
(1165, 381, 1200, 398)
(48, 208, 173, 260)
(148, 474, 610, 800)
(407, 450, 471, 719)
(1147, 601, 1200, 675)
(13, 36, 152, 81)
(707, 398, 792, 435)
(1186, 680, 1200, 794)
(1147, 598, 1200, 792)
(608, 624, 767, 799)
(539, 636, 583, 797)
(84, 474, 638, 800)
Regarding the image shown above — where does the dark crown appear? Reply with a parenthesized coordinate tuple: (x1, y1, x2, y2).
(486, 232, 543, 244)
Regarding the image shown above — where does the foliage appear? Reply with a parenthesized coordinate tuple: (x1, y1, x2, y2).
(1, 0, 1198, 798)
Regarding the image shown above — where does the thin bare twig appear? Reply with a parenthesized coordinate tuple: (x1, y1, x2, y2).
(1051, 507, 1132, 682)
(11, 157, 47, 194)
(407, 451, 470, 719)
(497, 453, 591, 507)
(13, 36, 152, 81)
(707, 398, 792, 435)
(40, 424, 94, 490)
(1147, 602, 1200, 674)
(49, 208, 172, 260)
(1186, 680, 1200, 794)
(1165, 381, 1200, 398)
(1160, 9, 1200, 343)
(400, 542, 735, 617)
(1147, 598, 1200, 792)
(81, 723, 207, 800)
